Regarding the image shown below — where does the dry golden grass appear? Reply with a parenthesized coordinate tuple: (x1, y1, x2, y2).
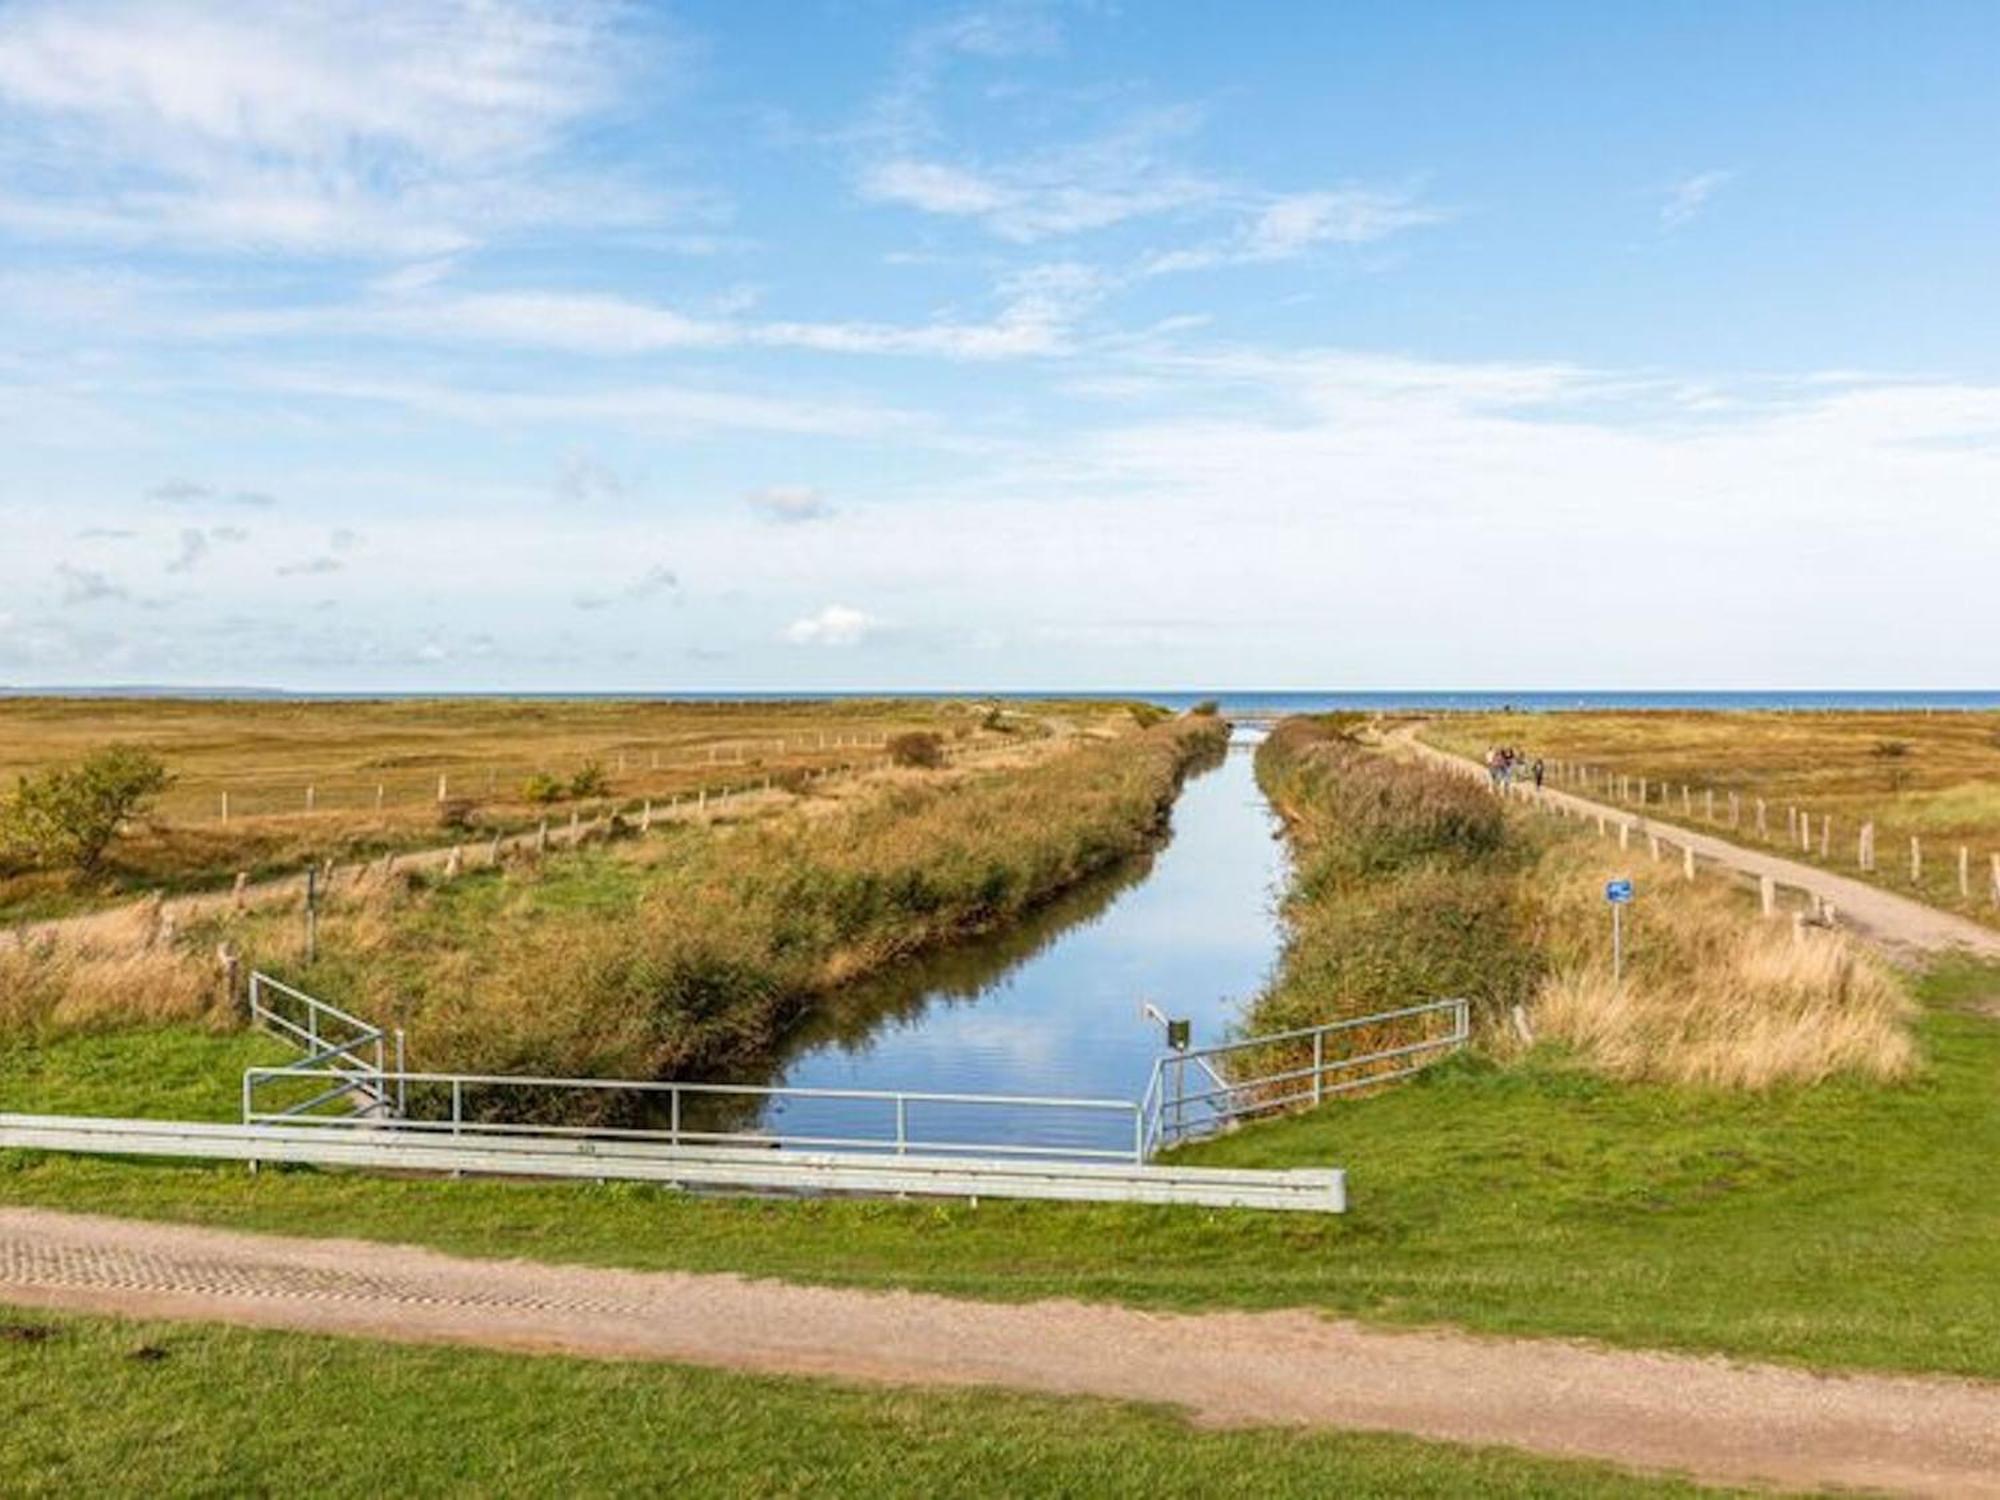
(1424, 709, 2000, 925)
(0, 695, 1138, 919)
(0, 933, 223, 1037)
(1525, 837, 1916, 1088)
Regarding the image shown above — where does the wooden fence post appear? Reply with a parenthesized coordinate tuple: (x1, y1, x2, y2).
(1618, 822, 1630, 850)
(1910, 836, 1922, 883)
(1755, 798, 1767, 836)
(437, 774, 448, 803)
(1648, 833, 1661, 861)
(1959, 846, 1971, 898)
(1682, 844, 1696, 881)
(1820, 815, 1830, 858)
(1991, 853, 2000, 909)
(220, 791, 229, 824)
(1760, 875, 1776, 917)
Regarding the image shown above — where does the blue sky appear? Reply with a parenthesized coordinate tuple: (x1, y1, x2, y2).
(2, 1, 1997, 691)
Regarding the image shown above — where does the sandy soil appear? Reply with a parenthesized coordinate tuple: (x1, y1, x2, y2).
(4, 1206, 1997, 1496)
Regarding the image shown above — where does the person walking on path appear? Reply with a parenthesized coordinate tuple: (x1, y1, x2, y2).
(1532, 757, 1545, 790)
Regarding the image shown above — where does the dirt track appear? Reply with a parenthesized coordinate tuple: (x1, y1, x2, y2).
(4, 1207, 1998, 1496)
(1396, 726, 2000, 961)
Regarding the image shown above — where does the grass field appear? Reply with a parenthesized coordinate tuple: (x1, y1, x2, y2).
(6, 961, 1995, 1379)
(0, 1308, 1715, 1498)
(0, 696, 1139, 920)
(1423, 709, 2000, 925)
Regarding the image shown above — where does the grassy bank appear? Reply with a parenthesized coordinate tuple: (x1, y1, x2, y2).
(0, 1309, 1708, 1498)
(1250, 714, 1913, 1088)
(7, 962, 1994, 1378)
(1247, 715, 1540, 1037)
(1423, 708, 2000, 927)
(0, 696, 1131, 921)
(4, 714, 1226, 1094)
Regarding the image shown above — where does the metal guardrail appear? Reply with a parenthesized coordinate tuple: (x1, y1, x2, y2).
(0, 1114, 1346, 1213)
(1143, 997, 1471, 1152)
(243, 1067, 1145, 1164)
(247, 972, 400, 1120)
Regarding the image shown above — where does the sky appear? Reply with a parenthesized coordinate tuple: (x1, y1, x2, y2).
(2, 0, 1997, 692)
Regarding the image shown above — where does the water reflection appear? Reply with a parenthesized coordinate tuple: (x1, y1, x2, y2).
(721, 729, 1287, 1153)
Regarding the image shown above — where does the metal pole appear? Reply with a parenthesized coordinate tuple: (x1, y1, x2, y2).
(451, 1079, 462, 1136)
(395, 1029, 407, 1118)
(1612, 903, 1624, 985)
(304, 866, 318, 965)
(895, 1097, 908, 1155)
(1313, 1030, 1324, 1105)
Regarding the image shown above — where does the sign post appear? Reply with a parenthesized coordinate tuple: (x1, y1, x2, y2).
(1604, 877, 1634, 983)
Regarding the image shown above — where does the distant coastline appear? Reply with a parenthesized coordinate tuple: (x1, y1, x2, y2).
(4, 686, 1998, 712)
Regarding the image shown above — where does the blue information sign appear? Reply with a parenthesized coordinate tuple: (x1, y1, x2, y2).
(1605, 878, 1634, 904)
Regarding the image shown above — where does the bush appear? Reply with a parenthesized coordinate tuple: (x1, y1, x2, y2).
(1127, 704, 1169, 728)
(522, 772, 566, 804)
(0, 744, 172, 874)
(1189, 699, 1221, 717)
(888, 732, 946, 769)
(437, 797, 479, 832)
(570, 761, 612, 798)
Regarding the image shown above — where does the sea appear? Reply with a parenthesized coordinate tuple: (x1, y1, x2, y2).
(4, 686, 1999, 711)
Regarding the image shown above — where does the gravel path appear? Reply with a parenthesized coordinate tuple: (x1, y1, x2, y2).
(1398, 728, 2000, 960)
(5, 1207, 1998, 1496)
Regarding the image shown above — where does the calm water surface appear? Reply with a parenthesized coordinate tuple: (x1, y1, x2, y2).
(743, 728, 1287, 1152)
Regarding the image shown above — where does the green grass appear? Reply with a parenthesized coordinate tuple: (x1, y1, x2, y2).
(0, 1028, 286, 1120)
(0, 1307, 1720, 1497)
(5, 965, 1996, 1380)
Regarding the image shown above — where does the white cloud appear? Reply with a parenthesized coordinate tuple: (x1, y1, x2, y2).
(746, 486, 833, 524)
(55, 562, 126, 605)
(1662, 170, 1733, 229)
(858, 108, 1219, 242)
(575, 563, 679, 610)
(783, 604, 877, 647)
(0, 0, 650, 255)
(165, 527, 208, 574)
(1145, 187, 1444, 274)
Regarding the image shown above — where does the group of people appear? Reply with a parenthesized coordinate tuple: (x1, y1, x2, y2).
(1485, 745, 1545, 790)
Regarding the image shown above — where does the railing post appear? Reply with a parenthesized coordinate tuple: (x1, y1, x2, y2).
(394, 1029, 406, 1118)
(895, 1097, 908, 1155)
(451, 1079, 462, 1137)
(1313, 1030, 1325, 1105)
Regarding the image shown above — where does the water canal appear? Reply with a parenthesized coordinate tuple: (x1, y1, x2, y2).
(745, 727, 1289, 1154)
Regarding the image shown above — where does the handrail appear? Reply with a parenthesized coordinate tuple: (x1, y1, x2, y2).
(244, 1064, 1145, 1164)
(1146, 997, 1471, 1150)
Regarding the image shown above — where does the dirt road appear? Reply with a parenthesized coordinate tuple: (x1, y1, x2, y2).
(4, 1207, 1997, 1496)
(1396, 727, 2000, 961)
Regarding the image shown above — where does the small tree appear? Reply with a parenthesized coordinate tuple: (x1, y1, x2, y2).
(569, 761, 612, 798)
(1, 744, 172, 874)
(888, 731, 946, 769)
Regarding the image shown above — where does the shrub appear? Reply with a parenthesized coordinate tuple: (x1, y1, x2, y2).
(437, 797, 479, 832)
(521, 772, 566, 804)
(888, 732, 946, 769)
(1189, 699, 1221, 717)
(1128, 704, 1169, 728)
(570, 761, 612, 798)
(0, 745, 172, 874)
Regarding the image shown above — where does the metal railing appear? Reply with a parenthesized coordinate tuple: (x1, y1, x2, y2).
(243, 1066, 1145, 1164)
(247, 971, 400, 1120)
(1143, 997, 1471, 1152)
